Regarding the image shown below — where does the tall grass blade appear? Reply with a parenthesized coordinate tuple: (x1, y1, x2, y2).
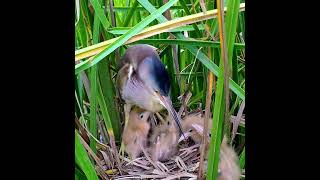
(80, 0, 93, 44)
(89, 67, 98, 153)
(97, 80, 114, 141)
(75, 74, 84, 117)
(97, 77, 122, 168)
(75, 131, 99, 180)
(104, 5, 191, 12)
(88, 9, 102, 153)
(223, 0, 241, 140)
(207, 70, 225, 179)
(198, 56, 214, 179)
(75, 0, 80, 26)
(98, 59, 121, 141)
(75, 165, 87, 180)
(89, 0, 111, 30)
(108, 0, 117, 27)
(107, 24, 206, 35)
(207, 0, 228, 178)
(239, 146, 245, 169)
(225, 0, 241, 68)
(122, 1, 138, 27)
(178, 0, 202, 36)
(75, 8, 88, 48)
(133, 39, 244, 49)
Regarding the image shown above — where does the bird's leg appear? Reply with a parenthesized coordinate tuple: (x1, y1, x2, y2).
(119, 142, 125, 157)
(120, 103, 132, 157)
(123, 103, 132, 128)
(150, 113, 157, 129)
(155, 112, 166, 124)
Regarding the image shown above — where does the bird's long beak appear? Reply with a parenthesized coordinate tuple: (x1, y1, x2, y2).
(158, 95, 186, 139)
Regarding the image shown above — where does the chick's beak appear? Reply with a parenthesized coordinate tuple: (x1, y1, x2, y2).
(178, 132, 192, 142)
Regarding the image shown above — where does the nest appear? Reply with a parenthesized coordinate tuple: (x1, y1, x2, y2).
(86, 92, 242, 180)
(98, 140, 202, 180)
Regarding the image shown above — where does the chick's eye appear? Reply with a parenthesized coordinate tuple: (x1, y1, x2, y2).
(189, 129, 193, 132)
(139, 114, 144, 119)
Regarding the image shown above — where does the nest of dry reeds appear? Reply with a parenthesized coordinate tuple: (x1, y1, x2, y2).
(82, 92, 242, 180)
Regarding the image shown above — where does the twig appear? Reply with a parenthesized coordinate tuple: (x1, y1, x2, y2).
(121, 157, 151, 170)
(232, 101, 245, 141)
(187, 47, 202, 84)
(178, 91, 192, 117)
(80, 72, 91, 97)
(75, 114, 110, 150)
(139, 141, 161, 171)
(198, 49, 214, 179)
(163, 0, 181, 91)
(162, 172, 197, 180)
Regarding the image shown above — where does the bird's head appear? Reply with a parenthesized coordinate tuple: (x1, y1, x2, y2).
(137, 55, 188, 138)
(178, 113, 212, 143)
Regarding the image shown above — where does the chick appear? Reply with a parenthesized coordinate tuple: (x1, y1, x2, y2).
(122, 106, 151, 159)
(179, 113, 213, 144)
(179, 114, 241, 180)
(178, 112, 214, 158)
(180, 113, 211, 143)
(150, 114, 179, 162)
(218, 136, 241, 180)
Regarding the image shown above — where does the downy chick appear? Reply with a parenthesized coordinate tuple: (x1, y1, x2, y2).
(180, 114, 241, 180)
(179, 113, 213, 156)
(150, 114, 179, 162)
(180, 112, 212, 143)
(218, 136, 241, 180)
(122, 106, 151, 159)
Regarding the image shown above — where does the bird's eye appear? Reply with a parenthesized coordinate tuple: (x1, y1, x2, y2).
(139, 113, 144, 119)
(167, 121, 170, 125)
(155, 90, 159, 94)
(189, 129, 193, 132)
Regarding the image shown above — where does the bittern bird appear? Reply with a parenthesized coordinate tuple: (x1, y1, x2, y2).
(122, 106, 151, 159)
(116, 44, 184, 136)
(149, 114, 179, 162)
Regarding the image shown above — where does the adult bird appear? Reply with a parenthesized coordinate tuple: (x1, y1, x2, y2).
(116, 44, 184, 136)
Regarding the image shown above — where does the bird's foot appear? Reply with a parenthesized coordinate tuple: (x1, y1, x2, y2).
(119, 142, 126, 157)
